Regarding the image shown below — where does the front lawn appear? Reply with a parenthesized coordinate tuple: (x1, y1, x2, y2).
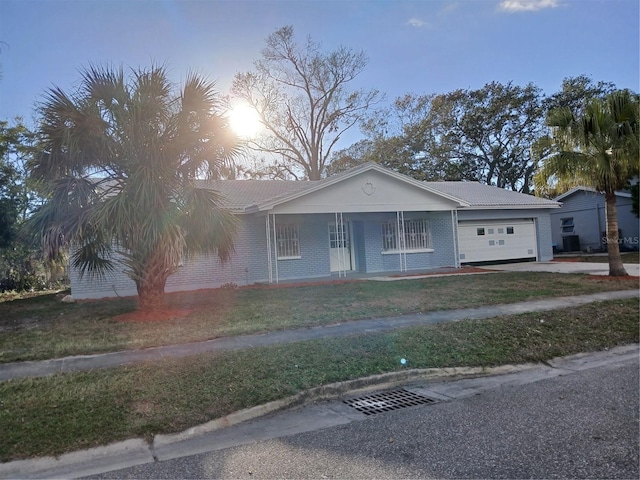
(1, 271, 638, 363)
(1, 298, 637, 461)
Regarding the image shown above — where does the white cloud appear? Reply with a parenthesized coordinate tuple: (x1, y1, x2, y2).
(499, 0, 559, 12)
(440, 2, 460, 16)
(407, 17, 427, 27)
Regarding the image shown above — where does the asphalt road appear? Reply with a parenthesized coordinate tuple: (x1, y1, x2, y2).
(86, 355, 639, 479)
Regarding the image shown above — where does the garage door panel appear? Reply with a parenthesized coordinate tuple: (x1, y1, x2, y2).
(458, 220, 537, 263)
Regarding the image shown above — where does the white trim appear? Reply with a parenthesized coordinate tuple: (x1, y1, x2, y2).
(554, 186, 632, 202)
(458, 204, 560, 210)
(451, 209, 460, 268)
(272, 214, 279, 283)
(533, 217, 539, 261)
(265, 214, 273, 284)
(251, 163, 470, 212)
(331, 213, 351, 277)
(382, 248, 434, 255)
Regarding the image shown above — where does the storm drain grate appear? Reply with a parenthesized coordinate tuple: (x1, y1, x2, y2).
(342, 388, 438, 416)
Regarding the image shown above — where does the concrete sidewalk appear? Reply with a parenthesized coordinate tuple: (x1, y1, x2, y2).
(482, 261, 640, 276)
(0, 289, 637, 382)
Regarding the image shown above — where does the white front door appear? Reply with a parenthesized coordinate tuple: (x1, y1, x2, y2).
(329, 223, 353, 272)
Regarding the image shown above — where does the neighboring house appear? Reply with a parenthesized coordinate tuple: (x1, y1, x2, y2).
(70, 163, 560, 300)
(551, 187, 639, 253)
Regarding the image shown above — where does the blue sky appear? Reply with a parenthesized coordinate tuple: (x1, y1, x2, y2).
(1, 0, 638, 143)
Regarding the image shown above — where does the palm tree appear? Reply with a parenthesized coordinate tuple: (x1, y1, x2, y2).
(535, 90, 639, 276)
(29, 65, 240, 309)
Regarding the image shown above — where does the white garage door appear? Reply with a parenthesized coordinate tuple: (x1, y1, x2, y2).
(458, 219, 537, 263)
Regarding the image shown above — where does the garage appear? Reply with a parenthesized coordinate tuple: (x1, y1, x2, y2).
(458, 219, 537, 264)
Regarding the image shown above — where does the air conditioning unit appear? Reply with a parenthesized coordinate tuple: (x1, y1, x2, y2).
(562, 235, 580, 252)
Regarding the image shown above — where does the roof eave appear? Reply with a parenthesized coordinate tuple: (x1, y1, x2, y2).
(253, 163, 471, 210)
(459, 204, 561, 210)
(553, 186, 594, 202)
(554, 186, 632, 202)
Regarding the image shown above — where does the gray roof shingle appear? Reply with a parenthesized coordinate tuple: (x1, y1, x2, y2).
(424, 181, 558, 208)
(196, 179, 316, 210)
(197, 166, 558, 211)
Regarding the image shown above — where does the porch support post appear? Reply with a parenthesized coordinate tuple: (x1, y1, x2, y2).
(396, 211, 407, 272)
(396, 211, 401, 271)
(401, 211, 407, 271)
(335, 212, 346, 278)
(341, 212, 347, 278)
(272, 213, 279, 284)
(451, 210, 460, 269)
(265, 214, 273, 283)
(335, 213, 341, 278)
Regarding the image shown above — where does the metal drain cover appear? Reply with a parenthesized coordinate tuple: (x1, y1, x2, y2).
(343, 388, 438, 416)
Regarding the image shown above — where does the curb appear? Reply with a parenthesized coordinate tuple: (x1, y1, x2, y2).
(1, 344, 638, 479)
(0, 440, 152, 480)
(153, 362, 538, 448)
(0, 364, 538, 480)
(0, 363, 569, 479)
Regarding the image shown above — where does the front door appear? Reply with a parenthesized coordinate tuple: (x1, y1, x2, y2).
(329, 223, 353, 272)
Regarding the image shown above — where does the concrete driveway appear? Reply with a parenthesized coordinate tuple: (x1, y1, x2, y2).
(483, 261, 640, 276)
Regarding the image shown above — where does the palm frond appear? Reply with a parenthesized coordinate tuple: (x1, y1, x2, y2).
(70, 231, 115, 280)
(178, 186, 238, 260)
(182, 72, 219, 113)
(543, 90, 639, 195)
(32, 64, 239, 303)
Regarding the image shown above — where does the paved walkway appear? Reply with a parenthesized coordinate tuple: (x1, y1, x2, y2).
(1, 289, 637, 382)
(482, 261, 640, 276)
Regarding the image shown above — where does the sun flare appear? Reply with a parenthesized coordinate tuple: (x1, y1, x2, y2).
(228, 103, 262, 138)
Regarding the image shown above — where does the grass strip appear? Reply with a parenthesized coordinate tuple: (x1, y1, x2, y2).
(1, 272, 638, 363)
(0, 298, 638, 461)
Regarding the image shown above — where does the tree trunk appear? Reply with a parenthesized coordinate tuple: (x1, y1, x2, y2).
(137, 281, 168, 311)
(604, 191, 628, 277)
(135, 252, 171, 310)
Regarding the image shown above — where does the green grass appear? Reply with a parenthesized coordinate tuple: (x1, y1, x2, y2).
(1, 298, 637, 461)
(1, 271, 638, 363)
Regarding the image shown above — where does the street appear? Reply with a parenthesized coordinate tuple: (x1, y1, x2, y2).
(86, 354, 639, 479)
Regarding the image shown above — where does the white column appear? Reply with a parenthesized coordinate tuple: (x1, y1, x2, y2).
(396, 211, 407, 272)
(265, 214, 273, 283)
(451, 210, 460, 268)
(335, 212, 347, 278)
(272, 213, 279, 284)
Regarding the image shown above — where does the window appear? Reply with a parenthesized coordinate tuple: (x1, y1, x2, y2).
(498, 228, 504, 234)
(477, 228, 485, 236)
(561, 218, 574, 234)
(276, 225, 300, 258)
(506, 226, 514, 235)
(382, 219, 432, 251)
(488, 228, 494, 235)
(329, 224, 349, 249)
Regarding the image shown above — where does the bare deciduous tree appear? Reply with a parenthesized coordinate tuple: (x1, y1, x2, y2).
(232, 26, 381, 180)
